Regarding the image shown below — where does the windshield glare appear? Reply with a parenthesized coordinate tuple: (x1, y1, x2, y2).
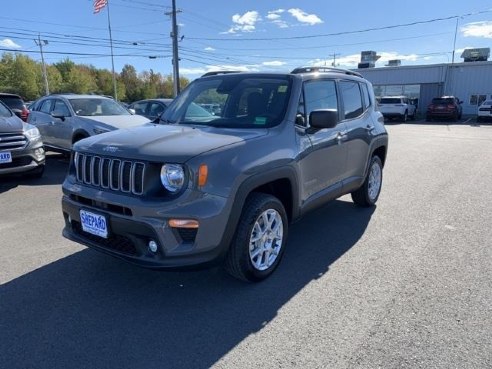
(69, 98, 131, 116)
(161, 76, 291, 128)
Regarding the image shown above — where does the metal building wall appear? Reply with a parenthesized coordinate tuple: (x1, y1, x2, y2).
(445, 63, 492, 115)
(356, 61, 492, 117)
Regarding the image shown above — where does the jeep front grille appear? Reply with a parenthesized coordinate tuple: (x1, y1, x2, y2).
(75, 153, 145, 195)
(0, 133, 27, 150)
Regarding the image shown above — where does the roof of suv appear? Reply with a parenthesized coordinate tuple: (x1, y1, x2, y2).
(201, 67, 365, 80)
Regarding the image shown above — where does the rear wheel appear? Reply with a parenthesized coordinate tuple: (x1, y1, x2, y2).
(402, 111, 408, 122)
(225, 193, 288, 282)
(351, 156, 383, 207)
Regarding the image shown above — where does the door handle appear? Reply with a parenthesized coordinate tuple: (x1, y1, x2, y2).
(336, 132, 347, 144)
(50, 121, 55, 125)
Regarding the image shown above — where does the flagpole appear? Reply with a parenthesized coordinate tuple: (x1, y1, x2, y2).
(105, 0, 118, 100)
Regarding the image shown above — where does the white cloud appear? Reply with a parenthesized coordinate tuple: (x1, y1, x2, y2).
(461, 21, 492, 38)
(262, 61, 287, 67)
(266, 9, 285, 20)
(226, 11, 260, 33)
(180, 64, 260, 77)
(288, 8, 323, 26)
(0, 39, 21, 49)
(204, 47, 216, 51)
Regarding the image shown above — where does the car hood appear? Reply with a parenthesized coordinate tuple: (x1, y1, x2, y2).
(0, 115, 24, 133)
(75, 124, 267, 163)
(79, 114, 150, 129)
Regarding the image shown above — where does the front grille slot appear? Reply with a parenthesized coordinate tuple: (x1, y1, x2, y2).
(75, 153, 145, 195)
(0, 133, 27, 150)
(72, 221, 137, 256)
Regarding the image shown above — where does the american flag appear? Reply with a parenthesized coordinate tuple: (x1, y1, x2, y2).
(93, 0, 107, 14)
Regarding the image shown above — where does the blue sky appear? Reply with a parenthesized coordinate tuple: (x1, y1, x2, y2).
(0, 0, 491, 79)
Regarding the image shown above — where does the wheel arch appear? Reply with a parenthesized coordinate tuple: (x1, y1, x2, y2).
(217, 166, 299, 260)
(72, 129, 90, 144)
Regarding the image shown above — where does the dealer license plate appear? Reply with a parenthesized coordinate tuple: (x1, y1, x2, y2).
(0, 151, 12, 164)
(80, 210, 108, 238)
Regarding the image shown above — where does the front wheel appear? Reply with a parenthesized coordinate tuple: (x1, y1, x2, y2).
(225, 193, 288, 282)
(351, 156, 383, 207)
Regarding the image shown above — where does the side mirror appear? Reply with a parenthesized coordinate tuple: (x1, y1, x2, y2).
(128, 108, 136, 115)
(309, 109, 339, 129)
(51, 111, 67, 121)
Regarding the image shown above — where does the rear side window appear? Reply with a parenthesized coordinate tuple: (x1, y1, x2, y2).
(360, 83, 371, 109)
(340, 81, 363, 119)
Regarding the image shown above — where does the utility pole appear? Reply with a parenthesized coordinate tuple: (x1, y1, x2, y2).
(330, 53, 340, 67)
(451, 17, 459, 64)
(106, 0, 118, 100)
(34, 35, 49, 95)
(166, 0, 181, 97)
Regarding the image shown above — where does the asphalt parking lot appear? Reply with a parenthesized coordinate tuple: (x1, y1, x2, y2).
(1, 121, 491, 369)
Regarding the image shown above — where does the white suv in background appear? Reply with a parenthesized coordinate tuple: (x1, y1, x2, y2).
(378, 96, 417, 122)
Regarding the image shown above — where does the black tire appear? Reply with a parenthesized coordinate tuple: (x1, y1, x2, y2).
(225, 193, 288, 282)
(402, 111, 408, 122)
(351, 156, 383, 207)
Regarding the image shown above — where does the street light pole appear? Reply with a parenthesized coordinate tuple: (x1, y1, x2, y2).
(35, 35, 49, 95)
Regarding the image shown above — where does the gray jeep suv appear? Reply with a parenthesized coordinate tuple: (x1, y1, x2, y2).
(61, 67, 388, 282)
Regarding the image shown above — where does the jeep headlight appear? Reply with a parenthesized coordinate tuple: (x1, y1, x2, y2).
(24, 127, 41, 140)
(160, 164, 185, 193)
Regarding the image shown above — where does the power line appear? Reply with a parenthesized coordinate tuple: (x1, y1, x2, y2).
(187, 9, 492, 41)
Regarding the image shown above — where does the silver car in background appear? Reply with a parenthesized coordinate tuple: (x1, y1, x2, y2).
(28, 94, 150, 153)
(0, 100, 45, 178)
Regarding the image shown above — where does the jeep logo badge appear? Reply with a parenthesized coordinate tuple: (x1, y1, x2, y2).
(103, 146, 118, 153)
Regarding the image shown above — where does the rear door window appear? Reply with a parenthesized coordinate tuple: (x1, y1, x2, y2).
(340, 81, 363, 119)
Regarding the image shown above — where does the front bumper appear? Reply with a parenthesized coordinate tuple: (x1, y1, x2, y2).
(61, 184, 232, 269)
(0, 142, 45, 175)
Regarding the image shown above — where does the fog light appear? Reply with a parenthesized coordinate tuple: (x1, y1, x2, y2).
(148, 240, 158, 253)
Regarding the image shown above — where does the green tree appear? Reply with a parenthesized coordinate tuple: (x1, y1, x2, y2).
(62, 66, 97, 94)
(120, 64, 142, 102)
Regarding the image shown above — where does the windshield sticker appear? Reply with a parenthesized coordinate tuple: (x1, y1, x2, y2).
(254, 117, 267, 125)
(278, 85, 287, 93)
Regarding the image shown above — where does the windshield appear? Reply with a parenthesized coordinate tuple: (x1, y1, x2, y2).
(160, 75, 292, 128)
(432, 98, 453, 104)
(0, 96, 24, 110)
(379, 98, 402, 104)
(69, 98, 131, 116)
(0, 101, 13, 117)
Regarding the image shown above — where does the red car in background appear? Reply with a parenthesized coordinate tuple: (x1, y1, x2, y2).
(426, 96, 463, 121)
(0, 93, 30, 122)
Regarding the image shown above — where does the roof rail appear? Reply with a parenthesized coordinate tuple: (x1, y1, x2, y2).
(201, 70, 242, 77)
(291, 66, 363, 78)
